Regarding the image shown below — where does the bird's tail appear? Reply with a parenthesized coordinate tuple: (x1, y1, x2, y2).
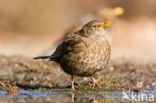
(34, 55, 60, 62)
(33, 56, 50, 59)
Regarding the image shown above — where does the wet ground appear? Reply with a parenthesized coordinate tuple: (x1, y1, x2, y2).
(0, 55, 156, 102)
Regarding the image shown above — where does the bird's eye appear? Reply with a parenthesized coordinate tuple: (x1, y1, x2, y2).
(93, 25, 97, 27)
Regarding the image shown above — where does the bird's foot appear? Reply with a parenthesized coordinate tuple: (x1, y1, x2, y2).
(91, 77, 102, 88)
(72, 86, 76, 91)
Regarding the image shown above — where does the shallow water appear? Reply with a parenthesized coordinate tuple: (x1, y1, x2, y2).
(0, 88, 155, 102)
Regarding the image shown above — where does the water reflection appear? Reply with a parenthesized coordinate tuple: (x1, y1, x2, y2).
(0, 88, 155, 103)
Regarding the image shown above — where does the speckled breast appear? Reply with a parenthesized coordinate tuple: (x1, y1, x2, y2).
(60, 35, 111, 77)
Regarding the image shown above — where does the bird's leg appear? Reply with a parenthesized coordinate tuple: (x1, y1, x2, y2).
(91, 76, 102, 88)
(71, 75, 75, 91)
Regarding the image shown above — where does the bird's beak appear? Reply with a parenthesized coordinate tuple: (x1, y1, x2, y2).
(100, 20, 112, 28)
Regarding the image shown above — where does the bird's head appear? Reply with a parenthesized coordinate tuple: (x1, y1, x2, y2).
(82, 20, 112, 36)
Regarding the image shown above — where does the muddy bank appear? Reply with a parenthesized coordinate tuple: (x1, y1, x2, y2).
(0, 55, 155, 91)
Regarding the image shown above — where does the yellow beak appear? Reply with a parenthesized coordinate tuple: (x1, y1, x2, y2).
(100, 20, 112, 28)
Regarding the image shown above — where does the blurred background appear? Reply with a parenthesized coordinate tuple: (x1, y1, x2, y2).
(0, 0, 156, 61)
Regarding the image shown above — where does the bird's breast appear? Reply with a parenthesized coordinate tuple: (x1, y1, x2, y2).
(60, 35, 111, 76)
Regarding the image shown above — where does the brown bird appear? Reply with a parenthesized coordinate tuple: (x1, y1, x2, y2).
(34, 20, 112, 90)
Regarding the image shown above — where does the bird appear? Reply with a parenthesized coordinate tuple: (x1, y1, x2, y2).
(34, 20, 112, 90)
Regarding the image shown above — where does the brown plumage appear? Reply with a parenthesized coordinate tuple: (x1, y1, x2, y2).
(34, 20, 112, 90)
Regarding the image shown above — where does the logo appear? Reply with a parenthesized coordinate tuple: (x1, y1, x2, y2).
(122, 91, 155, 102)
(122, 91, 130, 100)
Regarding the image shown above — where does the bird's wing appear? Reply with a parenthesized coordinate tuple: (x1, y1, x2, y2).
(50, 32, 83, 62)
